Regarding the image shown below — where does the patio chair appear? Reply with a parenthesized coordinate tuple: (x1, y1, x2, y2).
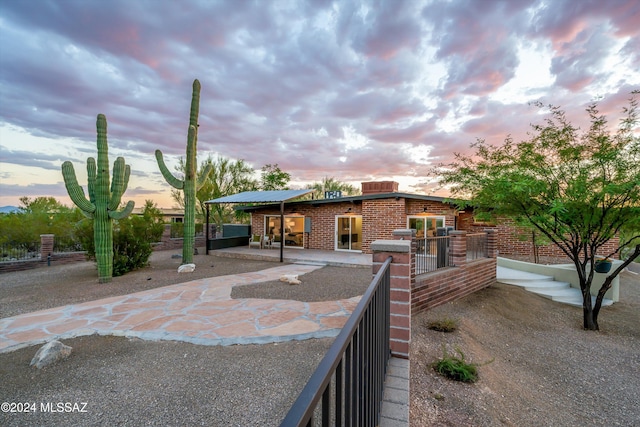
(249, 234, 262, 249)
(271, 234, 282, 249)
(263, 235, 272, 249)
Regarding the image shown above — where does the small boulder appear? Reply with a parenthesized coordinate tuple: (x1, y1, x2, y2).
(178, 263, 196, 273)
(280, 274, 301, 285)
(30, 340, 72, 369)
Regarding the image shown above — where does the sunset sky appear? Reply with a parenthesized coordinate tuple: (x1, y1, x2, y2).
(1, 0, 639, 209)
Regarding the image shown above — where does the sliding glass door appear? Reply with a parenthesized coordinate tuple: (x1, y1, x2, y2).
(335, 215, 362, 251)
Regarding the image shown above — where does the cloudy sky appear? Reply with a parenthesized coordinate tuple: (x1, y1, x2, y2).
(1, 0, 639, 209)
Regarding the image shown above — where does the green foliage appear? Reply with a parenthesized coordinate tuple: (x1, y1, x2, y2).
(260, 164, 291, 190)
(156, 79, 213, 264)
(434, 91, 640, 330)
(76, 200, 165, 277)
(432, 346, 485, 383)
(426, 317, 459, 333)
(172, 154, 258, 227)
(306, 176, 361, 199)
(0, 197, 83, 246)
(61, 114, 135, 283)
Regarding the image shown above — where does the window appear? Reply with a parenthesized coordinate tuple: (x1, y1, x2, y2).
(265, 215, 304, 248)
(408, 215, 445, 238)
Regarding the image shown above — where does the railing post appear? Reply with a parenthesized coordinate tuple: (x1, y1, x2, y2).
(486, 228, 498, 258)
(371, 229, 414, 359)
(449, 230, 467, 267)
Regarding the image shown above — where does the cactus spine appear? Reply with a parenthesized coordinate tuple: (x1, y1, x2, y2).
(156, 79, 212, 264)
(62, 114, 135, 283)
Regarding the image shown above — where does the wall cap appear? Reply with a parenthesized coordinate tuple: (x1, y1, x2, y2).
(371, 240, 411, 253)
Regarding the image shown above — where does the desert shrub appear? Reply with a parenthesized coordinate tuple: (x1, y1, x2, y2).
(75, 200, 165, 276)
(432, 346, 490, 383)
(426, 317, 459, 332)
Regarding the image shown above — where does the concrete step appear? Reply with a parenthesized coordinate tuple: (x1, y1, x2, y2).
(553, 294, 614, 307)
(523, 281, 572, 291)
(496, 266, 553, 282)
(497, 266, 614, 308)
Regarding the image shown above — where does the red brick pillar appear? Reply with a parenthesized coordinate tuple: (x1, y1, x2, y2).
(486, 228, 498, 258)
(449, 230, 467, 268)
(371, 231, 414, 359)
(40, 234, 54, 261)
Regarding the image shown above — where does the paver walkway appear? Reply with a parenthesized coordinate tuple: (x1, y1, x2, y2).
(0, 263, 360, 353)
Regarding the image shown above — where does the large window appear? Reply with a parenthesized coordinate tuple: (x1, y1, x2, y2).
(265, 215, 304, 248)
(408, 215, 445, 238)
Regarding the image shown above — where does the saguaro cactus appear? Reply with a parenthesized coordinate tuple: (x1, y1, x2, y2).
(156, 79, 212, 265)
(62, 114, 135, 283)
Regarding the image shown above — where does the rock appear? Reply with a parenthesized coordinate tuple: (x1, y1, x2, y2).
(171, 254, 182, 259)
(30, 340, 72, 369)
(178, 263, 196, 273)
(280, 274, 301, 285)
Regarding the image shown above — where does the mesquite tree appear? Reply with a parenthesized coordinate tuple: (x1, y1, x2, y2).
(434, 91, 640, 330)
(62, 114, 135, 283)
(156, 79, 212, 264)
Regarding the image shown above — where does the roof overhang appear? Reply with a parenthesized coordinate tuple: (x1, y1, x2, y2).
(205, 189, 313, 204)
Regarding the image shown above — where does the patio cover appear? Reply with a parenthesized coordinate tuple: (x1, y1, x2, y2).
(204, 189, 313, 262)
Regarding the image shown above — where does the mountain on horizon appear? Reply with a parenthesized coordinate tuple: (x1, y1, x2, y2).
(0, 206, 20, 214)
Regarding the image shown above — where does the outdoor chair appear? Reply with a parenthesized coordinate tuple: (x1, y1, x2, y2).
(249, 234, 262, 249)
(271, 235, 282, 249)
(262, 235, 272, 249)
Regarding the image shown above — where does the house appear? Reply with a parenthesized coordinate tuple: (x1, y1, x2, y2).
(237, 181, 474, 254)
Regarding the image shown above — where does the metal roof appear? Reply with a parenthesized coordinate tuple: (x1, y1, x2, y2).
(235, 192, 458, 211)
(205, 189, 313, 204)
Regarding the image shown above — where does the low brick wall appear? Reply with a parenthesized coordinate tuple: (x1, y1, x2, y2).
(0, 252, 87, 273)
(411, 257, 496, 313)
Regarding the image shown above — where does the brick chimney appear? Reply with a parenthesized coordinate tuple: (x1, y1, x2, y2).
(361, 181, 399, 195)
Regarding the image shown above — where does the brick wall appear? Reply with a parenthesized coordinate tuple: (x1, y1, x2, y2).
(248, 198, 460, 254)
(371, 229, 497, 358)
(478, 217, 621, 261)
(411, 229, 497, 314)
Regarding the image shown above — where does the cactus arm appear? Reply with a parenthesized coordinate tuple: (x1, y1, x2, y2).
(108, 157, 129, 210)
(197, 163, 213, 192)
(109, 200, 135, 220)
(87, 157, 97, 205)
(155, 149, 184, 189)
(62, 161, 96, 215)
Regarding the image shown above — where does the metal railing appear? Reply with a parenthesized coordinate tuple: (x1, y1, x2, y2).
(0, 241, 41, 262)
(53, 238, 84, 253)
(466, 233, 488, 261)
(280, 257, 392, 427)
(416, 236, 452, 274)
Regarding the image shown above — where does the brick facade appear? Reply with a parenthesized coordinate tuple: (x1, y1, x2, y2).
(248, 195, 460, 254)
(468, 217, 620, 261)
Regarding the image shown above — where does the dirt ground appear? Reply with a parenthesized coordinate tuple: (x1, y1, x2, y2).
(410, 270, 640, 426)
(1, 250, 639, 426)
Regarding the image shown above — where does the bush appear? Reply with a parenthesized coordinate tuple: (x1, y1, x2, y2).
(426, 317, 459, 332)
(75, 200, 165, 277)
(432, 346, 492, 383)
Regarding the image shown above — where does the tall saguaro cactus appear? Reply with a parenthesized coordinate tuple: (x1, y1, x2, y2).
(62, 114, 135, 283)
(156, 79, 212, 265)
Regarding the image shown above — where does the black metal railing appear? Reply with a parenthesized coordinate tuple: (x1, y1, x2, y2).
(280, 257, 392, 427)
(0, 241, 41, 262)
(53, 238, 84, 253)
(416, 236, 452, 274)
(466, 233, 488, 261)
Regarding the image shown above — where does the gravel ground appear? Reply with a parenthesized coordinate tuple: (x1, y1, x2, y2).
(2, 250, 639, 426)
(0, 249, 372, 427)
